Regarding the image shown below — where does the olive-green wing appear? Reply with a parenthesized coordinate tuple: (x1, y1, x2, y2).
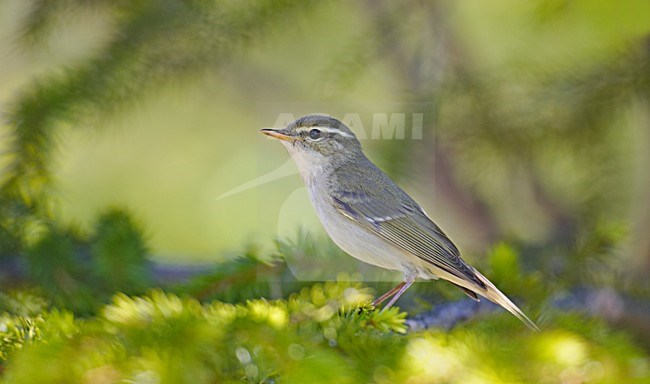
(328, 164, 485, 289)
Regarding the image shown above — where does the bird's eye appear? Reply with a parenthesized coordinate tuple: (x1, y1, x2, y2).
(308, 128, 322, 140)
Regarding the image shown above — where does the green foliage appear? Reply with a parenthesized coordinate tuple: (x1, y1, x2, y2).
(25, 226, 95, 313)
(0, 291, 48, 317)
(485, 242, 548, 305)
(0, 291, 75, 364)
(569, 220, 628, 286)
(0, 226, 19, 257)
(391, 317, 648, 384)
(0, 283, 407, 383)
(0, 285, 648, 383)
(91, 208, 151, 294)
(175, 250, 292, 303)
(0, 314, 43, 363)
(2, 235, 649, 383)
(18, 208, 151, 314)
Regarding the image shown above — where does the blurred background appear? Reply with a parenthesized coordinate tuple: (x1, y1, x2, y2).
(0, 0, 646, 264)
(0, 0, 650, 382)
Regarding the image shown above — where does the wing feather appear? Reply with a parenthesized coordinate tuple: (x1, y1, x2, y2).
(327, 162, 485, 289)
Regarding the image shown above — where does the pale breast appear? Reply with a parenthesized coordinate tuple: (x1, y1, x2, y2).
(306, 182, 409, 272)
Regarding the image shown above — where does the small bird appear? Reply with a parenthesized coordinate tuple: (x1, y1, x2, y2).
(262, 114, 538, 330)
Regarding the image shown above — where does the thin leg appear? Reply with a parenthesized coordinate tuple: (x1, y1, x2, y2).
(372, 282, 405, 307)
(382, 276, 416, 312)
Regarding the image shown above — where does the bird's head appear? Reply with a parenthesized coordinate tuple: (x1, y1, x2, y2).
(261, 115, 362, 177)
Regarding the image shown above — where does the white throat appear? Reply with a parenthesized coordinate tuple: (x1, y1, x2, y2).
(281, 141, 329, 187)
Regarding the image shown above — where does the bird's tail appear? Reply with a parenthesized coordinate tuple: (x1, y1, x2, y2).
(471, 268, 540, 332)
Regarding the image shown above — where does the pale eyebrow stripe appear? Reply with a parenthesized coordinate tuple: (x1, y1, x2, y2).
(295, 126, 354, 138)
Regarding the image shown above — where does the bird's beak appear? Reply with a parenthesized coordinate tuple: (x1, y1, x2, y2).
(260, 128, 296, 142)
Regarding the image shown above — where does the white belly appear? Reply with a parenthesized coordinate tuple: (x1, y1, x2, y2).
(308, 186, 410, 273)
